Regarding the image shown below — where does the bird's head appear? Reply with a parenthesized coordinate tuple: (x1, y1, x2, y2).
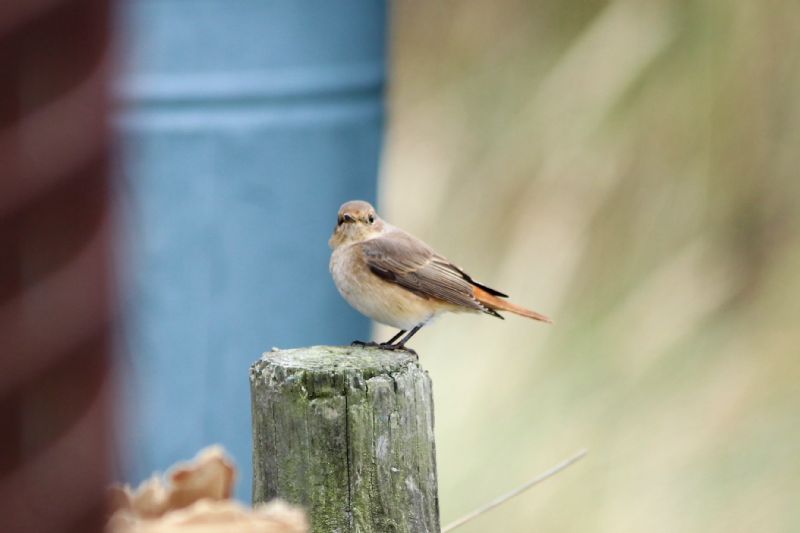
(329, 200, 385, 249)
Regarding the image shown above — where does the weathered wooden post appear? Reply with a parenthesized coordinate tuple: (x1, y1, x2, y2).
(250, 346, 439, 532)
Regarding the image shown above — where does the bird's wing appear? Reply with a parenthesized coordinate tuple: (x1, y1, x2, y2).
(359, 230, 501, 317)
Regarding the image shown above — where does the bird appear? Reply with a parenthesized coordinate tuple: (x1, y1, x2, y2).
(329, 200, 552, 353)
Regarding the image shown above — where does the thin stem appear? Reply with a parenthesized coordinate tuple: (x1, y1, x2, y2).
(442, 449, 588, 532)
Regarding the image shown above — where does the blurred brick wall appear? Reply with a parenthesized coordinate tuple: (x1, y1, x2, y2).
(0, 0, 114, 531)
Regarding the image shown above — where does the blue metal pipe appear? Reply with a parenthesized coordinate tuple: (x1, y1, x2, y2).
(116, 0, 386, 498)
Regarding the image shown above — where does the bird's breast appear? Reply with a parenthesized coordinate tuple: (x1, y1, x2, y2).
(330, 244, 443, 330)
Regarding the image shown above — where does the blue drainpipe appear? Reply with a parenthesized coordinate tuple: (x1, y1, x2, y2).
(116, 0, 386, 498)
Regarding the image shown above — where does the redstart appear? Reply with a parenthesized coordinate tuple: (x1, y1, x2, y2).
(329, 200, 551, 352)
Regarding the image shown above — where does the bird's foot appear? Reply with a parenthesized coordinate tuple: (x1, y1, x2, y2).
(351, 340, 379, 348)
(379, 343, 418, 359)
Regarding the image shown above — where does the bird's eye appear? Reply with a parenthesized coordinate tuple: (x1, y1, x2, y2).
(368, 213, 375, 224)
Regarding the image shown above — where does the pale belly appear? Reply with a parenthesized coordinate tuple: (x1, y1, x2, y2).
(330, 245, 440, 330)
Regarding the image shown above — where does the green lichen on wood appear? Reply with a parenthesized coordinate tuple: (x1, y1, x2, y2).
(250, 346, 439, 533)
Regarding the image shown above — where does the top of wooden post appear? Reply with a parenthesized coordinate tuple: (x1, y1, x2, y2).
(253, 345, 418, 375)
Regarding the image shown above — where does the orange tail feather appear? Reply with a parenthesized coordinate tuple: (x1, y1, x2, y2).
(473, 286, 553, 323)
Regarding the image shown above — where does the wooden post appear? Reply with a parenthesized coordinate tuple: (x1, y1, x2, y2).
(250, 346, 439, 533)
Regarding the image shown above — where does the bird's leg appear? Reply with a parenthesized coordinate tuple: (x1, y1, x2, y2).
(395, 324, 423, 349)
(379, 330, 406, 348)
(377, 324, 423, 358)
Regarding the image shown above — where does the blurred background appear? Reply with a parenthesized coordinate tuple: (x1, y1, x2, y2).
(3, 0, 799, 532)
(381, 1, 800, 532)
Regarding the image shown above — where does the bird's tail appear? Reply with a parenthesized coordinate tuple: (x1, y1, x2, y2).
(472, 286, 553, 323)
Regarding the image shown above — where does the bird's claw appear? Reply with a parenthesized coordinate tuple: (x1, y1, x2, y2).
(352, 340, 418, 359)
(377, 342, 398, 350)
(351, 340, 379, 348)
(378, 343, 418, 359)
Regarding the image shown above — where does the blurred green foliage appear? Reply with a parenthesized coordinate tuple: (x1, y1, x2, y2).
(379, 1, 800, 531)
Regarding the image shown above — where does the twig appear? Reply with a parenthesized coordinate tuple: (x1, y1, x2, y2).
(442, 449, 588, 532)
